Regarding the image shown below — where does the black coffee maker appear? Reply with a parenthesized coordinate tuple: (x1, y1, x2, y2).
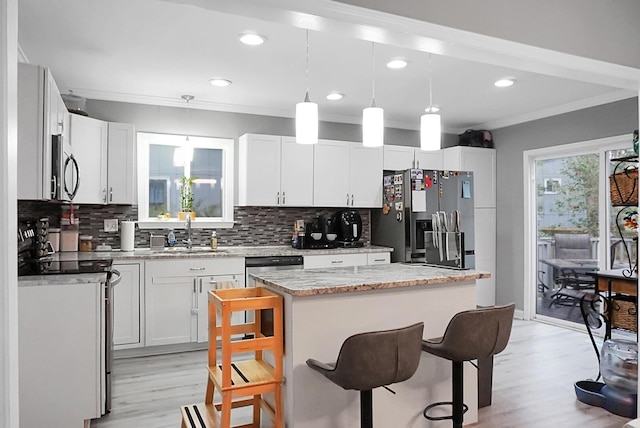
(305, 215, 338, 249)
(333, 209, 364, 247)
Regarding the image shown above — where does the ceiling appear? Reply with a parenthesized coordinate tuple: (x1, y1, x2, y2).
(17, 0, 636, 134)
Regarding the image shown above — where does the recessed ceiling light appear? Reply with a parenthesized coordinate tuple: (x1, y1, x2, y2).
(386, 59, 408, 69)
(326, 92, 344, 101)
(424, 106, 440, 113)
(494, 78, 516, 87)
(238, 33, 266, 46)
(209, 78, 232, 87)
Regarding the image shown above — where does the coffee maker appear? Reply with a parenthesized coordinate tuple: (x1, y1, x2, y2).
(304, 215, 338, 249)
(333, 209, 364, 247)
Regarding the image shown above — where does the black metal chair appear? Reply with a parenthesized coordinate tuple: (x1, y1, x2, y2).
(422, 304, 515, 428)
(549, 234, 597, 307)
(306, 322, 424, 428)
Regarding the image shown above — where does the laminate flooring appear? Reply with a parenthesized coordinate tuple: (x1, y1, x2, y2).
(93, 320, 632, 428)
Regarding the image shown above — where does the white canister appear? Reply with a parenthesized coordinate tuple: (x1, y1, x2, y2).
(60, 230, 78, 252)
(120, 221, 135, 252)
(48, 228, 61, 252)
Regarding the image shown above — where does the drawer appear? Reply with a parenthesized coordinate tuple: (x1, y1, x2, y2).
(367, 252, 390, 265)
(146, 257, 244, 278)
(303, 253, 367, 269)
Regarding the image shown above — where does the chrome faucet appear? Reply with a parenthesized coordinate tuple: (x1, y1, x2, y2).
(183, 215, 193, 249)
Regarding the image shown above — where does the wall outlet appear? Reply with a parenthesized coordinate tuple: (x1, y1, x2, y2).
(104, 219, 119, 232)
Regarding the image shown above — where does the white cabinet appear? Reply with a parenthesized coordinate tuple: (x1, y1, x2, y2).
(144, 258, 244, 347)
(442, 146, 496, 208)
(196, 273, 245, 343)
(314, 139, 383, 208)
(113, 263, 142, 348)
(474, 208, 496, 306)
(367, 252, 391, 265)
(17, 63, 68, 200)
(19, 279, 103, 427)
(71, 116, 136, 204)
(383, 145, 443, 171)
(238, 133, 313, 206)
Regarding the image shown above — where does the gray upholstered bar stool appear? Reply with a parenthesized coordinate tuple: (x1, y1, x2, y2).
(422, 304, 515, 428)
(306, 322, 424, 428)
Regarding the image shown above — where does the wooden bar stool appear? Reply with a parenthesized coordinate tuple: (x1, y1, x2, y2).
(306, 322, 424, 428)
(422, 304, 515, 428)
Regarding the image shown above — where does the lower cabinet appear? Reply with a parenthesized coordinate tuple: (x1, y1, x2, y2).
(144, 257, 244, 347)
(113, 263, 141, 348)
(303, 252, 391, 269)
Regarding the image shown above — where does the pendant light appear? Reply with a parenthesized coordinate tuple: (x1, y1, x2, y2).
(420, 54, 441, 151)
(362, 42, 384, 148)
(174, 95, 194, 166)
(295, 30, 318, 145)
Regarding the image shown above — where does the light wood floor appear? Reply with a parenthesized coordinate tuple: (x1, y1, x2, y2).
(93, 320, 632, 428)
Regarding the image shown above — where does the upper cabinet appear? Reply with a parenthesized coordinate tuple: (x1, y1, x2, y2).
(383, 145, 443, 171)
(71, 115, 136, 205)
(17, 63, 69, 200)
(314, 139, 383, 208)
(442, 146, 496, 208)
(238, 134, 314, 206)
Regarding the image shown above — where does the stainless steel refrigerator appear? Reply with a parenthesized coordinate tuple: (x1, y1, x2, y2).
(371, 169, 475, 268)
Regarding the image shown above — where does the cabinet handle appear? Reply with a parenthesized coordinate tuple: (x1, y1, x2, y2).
(282, 191, 286, 205)
(193, 279, 196, 293)
(351, 194, 354, 206)
(331, 260, 343, 264)
(373, 258, 385, 262)
(51, 175, 57, 198)
(209, 280, 217, 286)
(416, 160, 420, 169)
(190, 267, 206, 271)
(102, 188, 107, 203)
(346, 193, 349, 205)
(199, 278, 202, 293)
(277, 191, 280, 205)
(109, 187, 113, 202)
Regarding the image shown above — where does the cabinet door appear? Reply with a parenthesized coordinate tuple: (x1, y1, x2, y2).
(350, 145, 383, 207)
(460, 148, 496, 208)
(383, 145, 415, 171)
(71, 115, 108, 204)
(197, 273, 245, 343)
(113, 263, 141, 347)
(280, 136, 313, 206)
(414, 149, 443, 170)
(145, 273, 197, 346)
(238, 134, 281, 206)
(107, 122, 137, 204)
(313, 139, 351, 207)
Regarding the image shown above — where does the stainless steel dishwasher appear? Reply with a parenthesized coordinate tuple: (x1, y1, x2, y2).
(244, 255, 304, 332)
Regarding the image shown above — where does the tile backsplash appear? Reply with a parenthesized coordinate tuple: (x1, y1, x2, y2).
(18, 201, 371, 249)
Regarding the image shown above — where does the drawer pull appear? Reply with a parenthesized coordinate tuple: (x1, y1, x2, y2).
(331, 260, 343, 264)
(189, 267, 206, 271)
(209, 281, 218, 286)
(373, 259, 386, 262)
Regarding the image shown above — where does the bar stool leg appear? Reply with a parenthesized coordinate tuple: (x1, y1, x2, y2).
(452, 361, 464, 428)
(360, 389, 373, 428)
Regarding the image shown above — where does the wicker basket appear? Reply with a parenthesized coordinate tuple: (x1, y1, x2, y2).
(609, 168, 638, 206)
(611, 298, 637, 332)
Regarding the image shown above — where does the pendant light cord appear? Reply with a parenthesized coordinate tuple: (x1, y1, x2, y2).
(371, 42, 376, 108)
(428, 53, 433, 111)
(305, 29, 310, 99)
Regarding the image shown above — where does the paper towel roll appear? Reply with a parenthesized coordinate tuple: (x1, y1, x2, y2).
(120, 221, 135, 252)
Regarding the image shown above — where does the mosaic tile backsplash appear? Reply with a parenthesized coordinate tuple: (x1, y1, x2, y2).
(18, 201, 371, 250)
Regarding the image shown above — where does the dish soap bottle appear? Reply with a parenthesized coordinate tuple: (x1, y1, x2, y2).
(210, 231, 218, 250)
(167, 229, 176, 247)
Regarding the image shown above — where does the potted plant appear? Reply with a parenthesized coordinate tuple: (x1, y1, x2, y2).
(178, 176, 197, 221)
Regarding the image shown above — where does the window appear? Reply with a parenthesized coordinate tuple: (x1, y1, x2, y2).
(137, 132, 234, 229)
(543, 178, 561, 194)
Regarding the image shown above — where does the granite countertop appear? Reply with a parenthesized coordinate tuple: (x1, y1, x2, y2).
(52, 244, 393, 262)
(251, 263, 490, 296)
(18, 272, 108, 287)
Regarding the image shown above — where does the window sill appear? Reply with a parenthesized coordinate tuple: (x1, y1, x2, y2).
(137, 219, 235, 230)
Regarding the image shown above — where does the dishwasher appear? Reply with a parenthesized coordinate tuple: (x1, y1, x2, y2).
(245, 255, 303, 334)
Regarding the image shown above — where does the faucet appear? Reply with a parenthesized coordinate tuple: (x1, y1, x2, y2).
(183, 215, 193, 249)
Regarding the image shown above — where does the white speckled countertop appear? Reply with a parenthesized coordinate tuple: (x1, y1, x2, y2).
(251, 263, 490, 296)
(18, 272, 108, 287)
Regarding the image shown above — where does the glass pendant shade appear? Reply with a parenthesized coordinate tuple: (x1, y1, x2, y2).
(296, 94, 318, 145)
(420, 113, 441, 151)
(362, 106, 384, 147)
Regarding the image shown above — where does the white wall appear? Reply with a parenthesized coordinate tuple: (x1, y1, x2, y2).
(336, 0, 640, 69)
(1, 0, 19, 427)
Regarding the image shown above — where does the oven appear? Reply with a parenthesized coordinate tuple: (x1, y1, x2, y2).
(105, 268, 121, 414)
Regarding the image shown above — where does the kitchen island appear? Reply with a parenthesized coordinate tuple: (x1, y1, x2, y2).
(251, 263, 490, 428)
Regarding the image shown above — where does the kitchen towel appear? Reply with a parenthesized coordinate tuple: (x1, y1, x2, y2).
(120, 221, 135, 252)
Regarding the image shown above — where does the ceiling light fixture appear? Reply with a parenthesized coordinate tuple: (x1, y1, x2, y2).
(209, 78, 232, 87)
(174, 95, 194, 166)
(238, 33, 266, 46)
(295, 29, 318, 145)
(326, 92, 344, 101)
(386, 59, 408, 69)
(420, 54, 441, 151)
(495, 78, 516, 87)
(362, 42, 383, 148)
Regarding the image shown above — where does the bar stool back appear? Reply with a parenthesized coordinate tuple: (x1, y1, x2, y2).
(306, 322, 424, 428)
(422, 304, 515, 428)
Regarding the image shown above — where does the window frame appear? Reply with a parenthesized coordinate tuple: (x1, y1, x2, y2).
(136, 132, 235, 229)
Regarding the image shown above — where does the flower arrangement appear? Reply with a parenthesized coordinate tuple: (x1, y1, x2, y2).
(179, 176, 197, 220)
